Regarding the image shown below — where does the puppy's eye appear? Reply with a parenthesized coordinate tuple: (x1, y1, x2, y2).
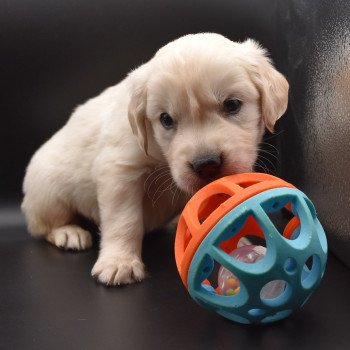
(223, 99, 242, 115)
(160, 113, 176, 130)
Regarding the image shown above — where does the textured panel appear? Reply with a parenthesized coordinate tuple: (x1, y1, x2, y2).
(279, 0, 350, 267)
(304, 15, 350, 268)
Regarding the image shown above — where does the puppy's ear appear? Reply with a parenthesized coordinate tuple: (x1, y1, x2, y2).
(128, 65, 150, 155)
(243, 39, 289, 132)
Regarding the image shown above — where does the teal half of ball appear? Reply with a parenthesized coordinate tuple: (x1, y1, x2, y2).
(187, 188, 328, 324)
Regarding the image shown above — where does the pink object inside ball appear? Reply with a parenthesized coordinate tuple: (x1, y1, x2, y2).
(218, 245, 286, 298)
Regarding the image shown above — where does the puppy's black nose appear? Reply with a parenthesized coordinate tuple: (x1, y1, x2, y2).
(191, 154, 222, 180)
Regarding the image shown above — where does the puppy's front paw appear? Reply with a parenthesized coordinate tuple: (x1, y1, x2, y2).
(91, 255, 146, 286)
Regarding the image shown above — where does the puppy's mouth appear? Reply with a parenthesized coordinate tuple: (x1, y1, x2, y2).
(194, 167, 235, 190)
(174, 156, 252, 195)
(178, 161, 245, 195)
(171, 152, 254, 195)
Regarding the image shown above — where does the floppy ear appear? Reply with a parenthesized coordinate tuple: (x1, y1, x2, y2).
(243, 39, 289, 132)
(128, 65, 150, 155)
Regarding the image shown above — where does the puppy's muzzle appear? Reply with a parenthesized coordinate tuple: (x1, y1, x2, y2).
(191, 153, 222, 181)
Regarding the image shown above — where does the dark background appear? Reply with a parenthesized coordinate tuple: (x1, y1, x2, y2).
(1, 0, 282, 203)
(1, 0, 350, 349)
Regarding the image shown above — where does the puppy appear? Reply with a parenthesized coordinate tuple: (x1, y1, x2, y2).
(21, 33, 288, 285)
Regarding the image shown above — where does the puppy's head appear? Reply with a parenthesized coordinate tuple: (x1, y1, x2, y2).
(128, 33, 289, 193)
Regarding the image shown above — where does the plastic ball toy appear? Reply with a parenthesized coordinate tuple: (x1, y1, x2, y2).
(175, 173, 328, 324)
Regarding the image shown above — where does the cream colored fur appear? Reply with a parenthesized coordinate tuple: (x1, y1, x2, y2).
(22, 33, 288, 285)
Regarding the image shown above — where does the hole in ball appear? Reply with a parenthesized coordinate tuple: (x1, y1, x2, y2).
(305, 256, 313, 270)
(260, 280, 287, 299)
(284, 257, 297, 274)
(301, 255, 321, 289)
(261, 197, 300, 241)
(248, 308, 265, 317)
(237, 235, 266, 248)
(197, 193, 230, 224)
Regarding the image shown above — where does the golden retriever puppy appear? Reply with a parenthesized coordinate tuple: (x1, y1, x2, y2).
(21, 33, 288, 285)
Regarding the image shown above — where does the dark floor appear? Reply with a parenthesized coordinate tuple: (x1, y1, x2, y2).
(1, 206, 350, 350)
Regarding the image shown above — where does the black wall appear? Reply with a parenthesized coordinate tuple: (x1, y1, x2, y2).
(2, 0, 350, 266)
(0, 0, 283, 202)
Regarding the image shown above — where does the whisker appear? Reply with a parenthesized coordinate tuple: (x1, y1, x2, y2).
(146, 169, 171, 197)
(259, 141, 280, 154)
(152, 177, 174, 207)
(254, 160, 269, 174)
(257, 154, 277, 172)
(144, 165, 169, 191)
(171, 184, 179, 206)
(260, 158, 274, 174)
(153, 176, 173, 196)
(257, 148, 279, 162)
(154, 171, 171, 186)
(263, 129, 285, 141)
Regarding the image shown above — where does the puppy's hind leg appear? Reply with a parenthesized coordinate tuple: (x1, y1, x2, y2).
(47, 224, 93, 251)
(21, 195, 93, 251)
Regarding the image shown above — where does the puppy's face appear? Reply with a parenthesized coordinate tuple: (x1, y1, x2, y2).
(146, 59, 262, 193)
(129, 34, 289, 193)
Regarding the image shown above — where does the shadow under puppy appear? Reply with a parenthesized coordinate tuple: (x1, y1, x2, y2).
(21, 33, 289, 285)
